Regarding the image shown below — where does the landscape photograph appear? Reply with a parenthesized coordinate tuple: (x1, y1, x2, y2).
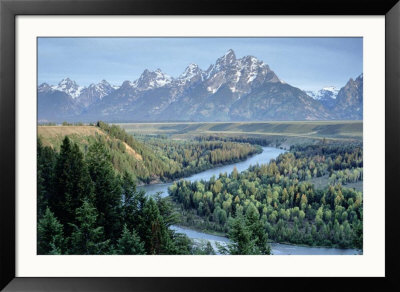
(37, 37, 363, 255)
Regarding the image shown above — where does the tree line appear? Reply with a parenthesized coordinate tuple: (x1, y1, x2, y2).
(135, 133, 261, 179)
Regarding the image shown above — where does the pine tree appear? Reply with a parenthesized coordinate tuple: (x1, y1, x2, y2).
(194, 240, 216, 255)
(51, 137, 94, 235)
(245, 203, 271, 255)
(37, 138, 57, 218)
(69, 200, 109, 255)
(352, 221, 363, 250)
(139, 198, 172, 254)
(86, 141, 122, 242)
(223, 212, 259, 255)
(204, 241, 215, 255)
(37, 207, 64, 255)
(116, 224, 145, 255)
(121, 171, 145, 231)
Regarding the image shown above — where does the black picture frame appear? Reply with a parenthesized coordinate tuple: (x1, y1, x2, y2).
(1, 0, 399, 291)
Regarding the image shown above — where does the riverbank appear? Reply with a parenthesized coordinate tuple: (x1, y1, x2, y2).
(136, 146, 263, 187)
(173, 221, 362, 252)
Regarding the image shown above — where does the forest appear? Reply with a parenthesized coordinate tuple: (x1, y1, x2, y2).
(37, 122, 363, 255)
(131, 133, 262, 178)
(37, 122, 262, 255)
(37, 135, 219, 255)
(169, 142, 363, 251)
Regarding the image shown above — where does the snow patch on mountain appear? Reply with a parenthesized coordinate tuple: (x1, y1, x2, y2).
(132, 69, 172, 90)
(86, 80, 115, 100)
(305, 86, 339, 100)
(51, 78, 84, 99)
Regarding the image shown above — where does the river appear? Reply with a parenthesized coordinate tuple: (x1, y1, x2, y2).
(140, 147, 361, 255)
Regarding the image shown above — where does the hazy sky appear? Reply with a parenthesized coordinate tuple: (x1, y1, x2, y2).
(38, 37, 362, 91)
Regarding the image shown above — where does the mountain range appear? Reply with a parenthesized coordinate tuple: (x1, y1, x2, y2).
(38, 49, 363, 123)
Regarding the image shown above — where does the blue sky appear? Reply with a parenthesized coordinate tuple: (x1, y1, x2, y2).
(38, 37, 362, 91)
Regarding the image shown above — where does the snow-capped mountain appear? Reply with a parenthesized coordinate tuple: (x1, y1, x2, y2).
(87, 80, 115, 99)
(305, 86, 339, 110)
(204, 49, 281, 97)
(77, 80, 116, 108)
(38, 49, 363, 122)
(132, 69, 172, 91)
(176, 63, 205, 86)
(38, 79, 118, 106)
(305, 86, 339, 101)
(51, 78, 84, 99)
(38, 82, 52, 93)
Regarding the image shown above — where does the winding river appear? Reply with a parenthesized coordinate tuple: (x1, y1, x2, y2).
(140, 147, 361, 255)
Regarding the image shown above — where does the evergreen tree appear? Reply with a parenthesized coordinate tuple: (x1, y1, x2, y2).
(69, 200, 109, 255)
(245, 203, 271, 255)
(37, 139, 57, 218)
(193, 240, 216, 255)
(223, 212, 258, 255)
(51, 137, 94, 235)
(204, 241, 215, 255)
(121, 171, 146, 231)
(37, 207, 64, 255)
(167, 233, 192, 255)
(86, 141, 122, 242)
(353, 221, 363, 250)
(139, 198, 171, 254)
(116, 224, 146, 255)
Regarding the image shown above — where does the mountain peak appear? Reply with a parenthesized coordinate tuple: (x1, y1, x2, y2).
(334, 73, 363, 119)
(38, 83, 51, 93)
(216, 49, 236, 66)
(180, 64, 201, 77)
(87, 79, 113, 90)
(52, 78, 83, 99)
(134, 68, 172, 90)
(39, 82, 50, 88)
(100, 79, 110, 85)
(225, 49, 235, 57)
(187, 63, 199, 70)
(177, 64, 204, 86)
(58, 77, 76, 86)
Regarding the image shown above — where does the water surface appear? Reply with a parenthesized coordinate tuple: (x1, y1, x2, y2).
(140, 147, 284, 197)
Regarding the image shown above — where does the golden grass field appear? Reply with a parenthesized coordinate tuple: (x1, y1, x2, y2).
(37, 126, 105, 138)
(38, 125, 143, 161)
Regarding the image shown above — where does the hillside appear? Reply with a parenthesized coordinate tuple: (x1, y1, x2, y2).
(38, 125, 180, 184)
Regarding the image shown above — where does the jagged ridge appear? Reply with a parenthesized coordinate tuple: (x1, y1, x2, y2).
(38, 50, 363, 123)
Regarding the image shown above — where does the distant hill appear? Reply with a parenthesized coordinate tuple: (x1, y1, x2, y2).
(38, 49, 363, 123)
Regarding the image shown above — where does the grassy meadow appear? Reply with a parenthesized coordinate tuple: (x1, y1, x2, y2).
(118, 120, 362, 149)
